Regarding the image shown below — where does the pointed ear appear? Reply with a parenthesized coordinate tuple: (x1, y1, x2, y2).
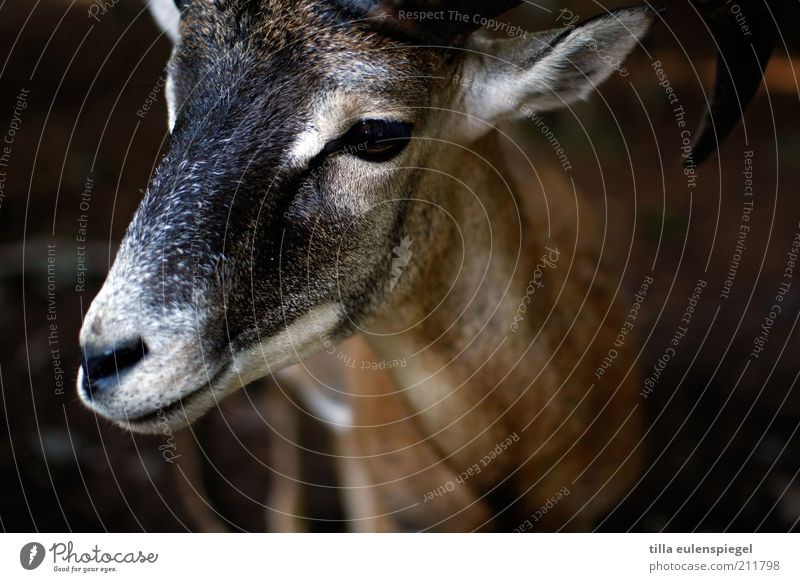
(147, 0, 182, 44)
(455, 6, 655, 139)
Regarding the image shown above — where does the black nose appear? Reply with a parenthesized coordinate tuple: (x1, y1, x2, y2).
(81, 339, 148, 398)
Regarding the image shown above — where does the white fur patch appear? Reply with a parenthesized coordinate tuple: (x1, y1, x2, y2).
(277, 366, 354, 431)
(229, 302, 345, 385)
(147, 0, 181, 43)
(165, 69, 178, 130)
(146, 1, 180, 130)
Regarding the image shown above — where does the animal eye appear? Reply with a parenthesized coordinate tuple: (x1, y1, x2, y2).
(336, 119, 413, 163)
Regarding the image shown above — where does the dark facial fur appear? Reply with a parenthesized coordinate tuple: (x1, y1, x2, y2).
(131, 0, 450, 357)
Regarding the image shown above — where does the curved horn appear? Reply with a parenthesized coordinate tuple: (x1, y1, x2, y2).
(689, 0, 783, 164)
(334, 0, 523, 45)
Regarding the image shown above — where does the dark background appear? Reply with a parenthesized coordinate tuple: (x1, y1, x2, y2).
(1, 0, 798, 532)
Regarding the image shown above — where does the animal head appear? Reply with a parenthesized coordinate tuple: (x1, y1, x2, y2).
(76, 0, 773, 432)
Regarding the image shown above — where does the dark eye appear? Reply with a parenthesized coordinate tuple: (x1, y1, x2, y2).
(334, 119, 413, 163)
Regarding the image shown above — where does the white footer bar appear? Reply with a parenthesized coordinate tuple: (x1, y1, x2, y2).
(1, 533, 797, 580)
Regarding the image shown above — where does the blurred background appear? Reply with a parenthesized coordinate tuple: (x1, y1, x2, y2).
(0, 0, 798, 532)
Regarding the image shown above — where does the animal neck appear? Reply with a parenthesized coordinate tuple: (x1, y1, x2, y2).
(363, 130, 566, 459)
(343, 129, 642, 530)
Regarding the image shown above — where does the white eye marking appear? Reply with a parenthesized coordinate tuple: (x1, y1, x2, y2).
(147, 0, 181, 44)
(286, 89, 411, 169)
(288, 127, 326, 169)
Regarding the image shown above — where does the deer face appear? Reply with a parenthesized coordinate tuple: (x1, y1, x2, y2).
(78, 0, 653, 432)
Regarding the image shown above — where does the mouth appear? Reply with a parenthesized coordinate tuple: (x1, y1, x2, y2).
(121, 363, 232, 433)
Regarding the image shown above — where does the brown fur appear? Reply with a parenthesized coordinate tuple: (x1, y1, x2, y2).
(328, 130, 644, 531)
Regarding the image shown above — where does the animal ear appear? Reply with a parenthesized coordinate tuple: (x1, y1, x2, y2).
(455, 7, 654, 138)
(147, 0, 182, 44)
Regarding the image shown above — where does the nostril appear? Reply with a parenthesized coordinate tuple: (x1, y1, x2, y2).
(81, 338, 148, 397)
